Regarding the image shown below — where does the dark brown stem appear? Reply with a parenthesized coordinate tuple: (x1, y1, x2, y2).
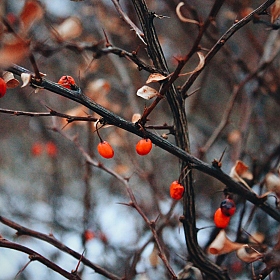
(131, 1, 230, 279)
(180, 0, 276, 97)
(0, 216, 122, 280)
(6, 64, 280, 223)
(0, 237, 81, 280)
(0, 107, 98, 123)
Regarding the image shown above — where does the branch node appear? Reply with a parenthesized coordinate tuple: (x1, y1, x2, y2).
(179, 215, 185, 223)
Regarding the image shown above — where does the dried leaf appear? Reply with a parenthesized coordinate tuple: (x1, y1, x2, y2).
(208, 230, 243, 255)
(177, 262, 203, 280)
(0, 39, 29, 67)
(230, 160, 253, 191)
(136, 85, 159, 100)
(249, 232, 265, 244)
(132, 113, 141, 123)
(179, 52, 205, 76)
(271, 0, 280, 23)
(55, 17, 82, 41)
(146, 73, 168, 84)
(265, 172, 280, 197)
(233, 160, 253, 180)
(236, 245, 261, 263)
(20, 0, 44, 32)
(2, 71, 20, 89)
(176, 2, 199, 25)
(149, 245, 160, 268)
(21, 73, 31, 88)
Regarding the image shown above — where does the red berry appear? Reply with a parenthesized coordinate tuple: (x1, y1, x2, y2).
(0, 78, 7, 98)
(57, 75, 77, 90)
(83, 230, 95, 242)
(46, 141, 58, 158)
(220, 198, 236, 217)
(97, 141, 114, 159)
(136, 138, 152, 156)
(214, 208, 231, 228)
(31, 142, 43, 157)
(169, 181, 184, 200)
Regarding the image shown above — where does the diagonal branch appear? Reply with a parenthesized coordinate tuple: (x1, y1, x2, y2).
(0, 237, 81, 280)
(0, 216, 122, 280)
(180, 0, 276, 97)
(6, 64, 280, 222)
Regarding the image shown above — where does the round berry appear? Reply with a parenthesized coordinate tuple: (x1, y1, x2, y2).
(169, 181, 184, 200)
(136, 138, 152, 156)
(220, 198, 236, 217)
(46, 141, 58, 158)
(0, 78, 7, 98)
(83, 230, 95, 242)
(31, 142, 43, 157)
(214, 208, 231, 228)
(97, 141, 114, 159)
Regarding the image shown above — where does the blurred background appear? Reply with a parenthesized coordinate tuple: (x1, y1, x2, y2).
(0, 0, 280, 279)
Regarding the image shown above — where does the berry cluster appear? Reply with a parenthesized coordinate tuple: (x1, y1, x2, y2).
(97, 138, 153, 159)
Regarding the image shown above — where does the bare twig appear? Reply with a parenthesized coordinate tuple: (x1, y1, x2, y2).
(111, 0, 146, 44)
(180, 0, 276, 97)
(0, 216, 122, 280)
(199, 61, 272, 157)
(0, 107, 98, 123)
(0, 237, 81, 280)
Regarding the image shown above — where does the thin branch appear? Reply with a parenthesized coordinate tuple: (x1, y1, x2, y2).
(32, 41, 157, 73)
(0, 237, 81, 280)
(180, 0, 276, 97)
(126, 189, 177, 279)
(111, 0, 146, 44)
(199, 60, 272, 157)
(52, 124, 177, 278)
(0, 216, 122, 280)
(0, 107, 99, 123)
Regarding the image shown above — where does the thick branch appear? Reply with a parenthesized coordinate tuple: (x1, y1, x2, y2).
(7, 64, 280, 223)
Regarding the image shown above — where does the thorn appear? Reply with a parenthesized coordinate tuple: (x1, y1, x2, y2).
(212, 147, 227, 168)
(72, 250, 85, 274)
(102, 28, 112, 47)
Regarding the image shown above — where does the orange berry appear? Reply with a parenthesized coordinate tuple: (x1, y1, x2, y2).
(46, 141, 58, 158)
(0, 78, 7, 98)
(83, 230, 95, 242)
(57, 75, 77, 90)
(31, 142, 43, 157)
(136, 138, 152, 156)
(214, 208, 230, 228)
(169, 181, 184, 200)
(97, 141, 114, 159)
